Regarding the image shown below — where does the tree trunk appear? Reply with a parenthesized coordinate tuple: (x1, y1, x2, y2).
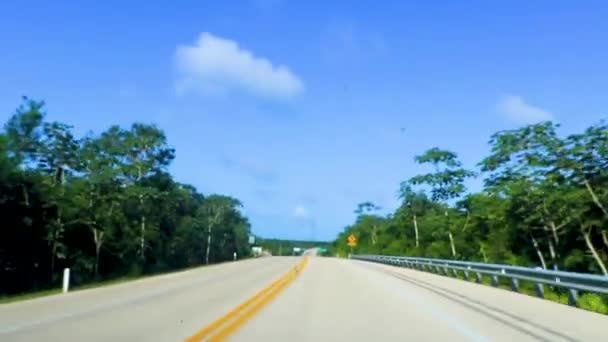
(448, 231, 456, 257)
(205, 225, 212, 265)
(479, 243, 488, 263)
(21, 183, 30, 207)
(543, 225, 558, 269)
(205, 211, 223, 264)
(445, 210, 456, 257)
(530, 235, 547, 270)
(54, 166, 63, 185)
(461, 211, 470, 232)
(140, 215, 146, 260)
(50, 217, 63, 279)
(549, 221, 560, 244)
(583, 179, 608, 220)
(371, 225, 377, 246)
(582, 225, 608, 276)
(138, 193, 146, 261)
(93, 229, 104, 277)
(413, 214, 419, 248)
(542, 199, 561, 245)
(547, 240, 557, 270)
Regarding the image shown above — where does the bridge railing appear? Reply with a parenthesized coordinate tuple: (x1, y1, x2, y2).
(351, 254, 608, 307)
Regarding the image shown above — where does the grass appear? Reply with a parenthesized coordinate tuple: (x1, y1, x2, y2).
(0, 258, 252, 304)
(0, 288, 62, 304)
(0, 275, 142, 304)
(420, 266, 608, 314)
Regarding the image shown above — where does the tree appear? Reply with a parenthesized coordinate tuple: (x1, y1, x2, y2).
(115, 124, 175, 263)
(0, 98, 253, 296)
(332, 119, 608, 283)
(397, 185, 430, 249)
(354, 202, 382, 245)
(200, 195, 243, 265)
(407, 148, 475, 258)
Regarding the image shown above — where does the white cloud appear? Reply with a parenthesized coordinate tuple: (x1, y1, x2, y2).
(293, 205, 309, 218)
(175, 32, 304, 99)
(498, 95, 554, 124)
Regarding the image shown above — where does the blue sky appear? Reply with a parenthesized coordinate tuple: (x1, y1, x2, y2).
(1, 1, 607, 241)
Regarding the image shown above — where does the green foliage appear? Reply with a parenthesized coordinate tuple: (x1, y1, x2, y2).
(0, 98, 253, 295)
(332, 120, 608, 309)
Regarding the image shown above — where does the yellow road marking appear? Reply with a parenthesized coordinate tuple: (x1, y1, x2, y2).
(185, 257, 308, 342)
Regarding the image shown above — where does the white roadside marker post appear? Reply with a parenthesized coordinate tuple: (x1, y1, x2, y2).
(62, 268, 70, 293)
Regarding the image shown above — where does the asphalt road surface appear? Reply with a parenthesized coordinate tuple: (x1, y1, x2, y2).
(1, 256, 606, 341)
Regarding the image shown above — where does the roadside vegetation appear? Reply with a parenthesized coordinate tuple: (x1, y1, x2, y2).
(1, 97, 252, 298)
(257, 238, 330, 256)
(331, 120, 608, 313)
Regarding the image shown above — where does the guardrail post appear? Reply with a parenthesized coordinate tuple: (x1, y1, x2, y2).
(491, 275, 499, 287)
(534, 283, 544, 298)
(568, 289, 578, 307)
(475, 272, 482, 284)
(510, 278, 519, 292)
(464, 266, 471, 281)
(451, 269, 458, 278)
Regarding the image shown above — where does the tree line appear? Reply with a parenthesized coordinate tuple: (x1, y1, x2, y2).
(257, 239, 330, 256)
(332, 120, 608, 276)
(1, 97, 252, 296)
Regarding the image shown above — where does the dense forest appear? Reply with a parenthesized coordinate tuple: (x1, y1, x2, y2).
(332, 120, 608, 277)
(1, 97, 252, 296)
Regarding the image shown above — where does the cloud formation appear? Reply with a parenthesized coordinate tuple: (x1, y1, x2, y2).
(498, 95, 554, 124)
(293, 205, 309, 218)
(175, 32, 304, 99)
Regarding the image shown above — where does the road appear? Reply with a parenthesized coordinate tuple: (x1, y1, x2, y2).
(1, 256, 606, 341)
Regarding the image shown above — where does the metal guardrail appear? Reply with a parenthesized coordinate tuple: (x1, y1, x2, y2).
(351, 254, 608, 307)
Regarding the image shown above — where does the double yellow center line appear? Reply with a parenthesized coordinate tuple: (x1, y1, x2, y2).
(185, 257, 309, 342)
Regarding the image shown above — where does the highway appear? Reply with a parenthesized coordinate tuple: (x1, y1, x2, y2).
(1, 256, 606, 341)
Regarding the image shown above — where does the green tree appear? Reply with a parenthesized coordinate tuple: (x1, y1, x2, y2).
(0, 97, 255, 295)
(407, 148, 475, 258)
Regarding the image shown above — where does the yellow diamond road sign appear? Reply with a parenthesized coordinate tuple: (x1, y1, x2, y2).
(347, 234, 357, 247)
